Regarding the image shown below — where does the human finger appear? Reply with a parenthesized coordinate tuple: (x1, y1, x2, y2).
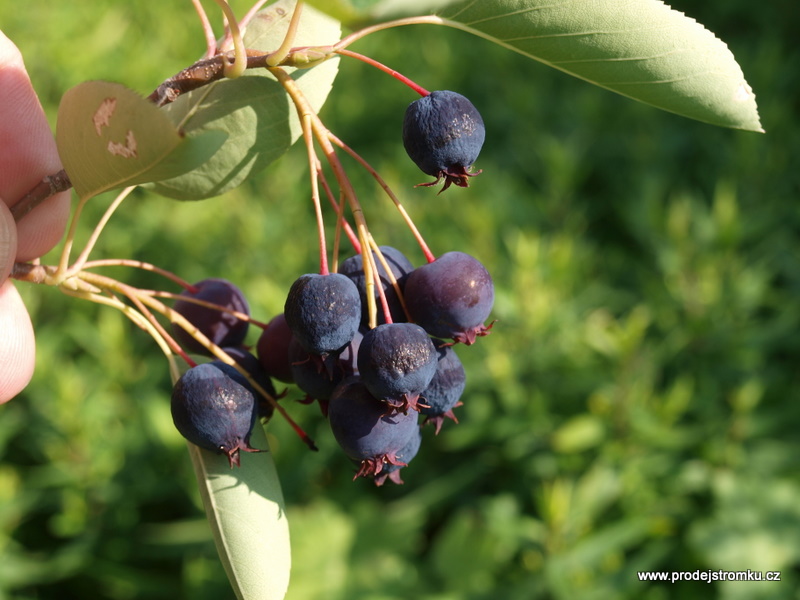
(0, 30, 70, 262)
(0, 279, 36, 403)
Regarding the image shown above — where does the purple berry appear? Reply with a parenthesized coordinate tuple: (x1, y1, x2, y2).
(403, 90, 485, 191)
(284, 273, 361, 356)
(338, 246, 413, 325)
(419, 342, 466, 434)
(290, 330, 362, 416)
(222, 346, 277, 420)
(404, 251, 494, 345)
(256, 313, 294, 384)
(357, 323, 438, 413)
(373, 426, 422, 486)
(171, 278, 250, 355)
(328, 378, 419, 480)
(171, 361, 261, 467)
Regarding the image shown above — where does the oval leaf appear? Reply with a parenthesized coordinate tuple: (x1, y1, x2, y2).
(149, 0, 341, 200)
(188, 423, 291, 600)
(56, 80, 226, 200)
(436, 0, 762, 131)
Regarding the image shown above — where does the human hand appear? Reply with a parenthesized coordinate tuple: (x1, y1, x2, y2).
(0, 30, 71, 402)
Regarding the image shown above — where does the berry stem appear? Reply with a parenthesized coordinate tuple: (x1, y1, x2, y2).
(64, 185, 137, 279)
(367, 239, 394, 325)
(328, 133, 436, 263)
(368, 235, 411, 322)
(75, 272, 318, 450)
(80, 259, 198, 292)
(334, 49, 429, 97)
(59, 287, 175, 360)
(148, 290, 269, 329)
(190, 0, 217, 58)
(317, 160, 361, 254)
(266, 0, 304, 67)
(334, 15, 445, 52)
(271, 66, 379, 322)
(300, 113, 329, 276)
(212, 0, 246, 78)
(53, 193, 92, 283)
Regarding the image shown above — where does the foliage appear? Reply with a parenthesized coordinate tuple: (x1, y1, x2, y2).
(1, 0, 799, 599)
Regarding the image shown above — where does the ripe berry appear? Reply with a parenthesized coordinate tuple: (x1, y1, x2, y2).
(222, 346, 277, 420)
(338, 246, 413, 325)
(171, 278, 250, 355)
(284, 273, 361, 356)
(357, 322, 438, 413)
(404, 251, 495, 345)
(328, 377, 419, 480)
(402, 90, 485, 191)
(373, 426, 422, 486)
(171, 361, 261, 467)
(256, 313, 295, 384)
(419, 342, 466, 434)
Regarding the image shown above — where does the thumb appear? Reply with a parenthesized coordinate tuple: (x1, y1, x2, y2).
(0, 200, 18, 284)
(0, 279, 36, 403)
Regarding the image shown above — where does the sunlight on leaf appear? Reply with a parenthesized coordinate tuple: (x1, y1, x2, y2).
(55, 81, 226, 200)
(435, 0, 762, 131)
(188, 423, 290, 600)
(149, 0, 341, 200)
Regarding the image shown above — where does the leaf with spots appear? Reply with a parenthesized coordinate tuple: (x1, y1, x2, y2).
(55, 80, 226, 200)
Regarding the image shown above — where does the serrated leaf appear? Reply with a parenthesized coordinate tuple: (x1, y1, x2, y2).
(55, 81, 227, 200)
(436, 0, 762, 131)
(149, 0, 341, 200)
(188, 423, 290, 600)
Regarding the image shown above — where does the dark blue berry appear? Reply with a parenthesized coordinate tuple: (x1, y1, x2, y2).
(338, 246, 413, 325)
(171, 278, 250, 355)
(357, 323, 437, 412)
(403, 90, 485, 191)
(222, 346, 277, 420)
(328, 377, 419, 480)
(256, 313, 295, 384)
(419, 341, 466, 434)
(284, 273, 361, 356)
(171, 361, 261, 467)
(373, 426, 422, 486)
(404, 251, 495, 345)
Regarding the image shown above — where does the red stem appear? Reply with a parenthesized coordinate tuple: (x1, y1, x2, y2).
(335, 49, 429, 97)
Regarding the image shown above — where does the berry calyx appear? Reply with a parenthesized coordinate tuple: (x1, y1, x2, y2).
(419, 341, 466, 434)
(328, 378, 419, 481)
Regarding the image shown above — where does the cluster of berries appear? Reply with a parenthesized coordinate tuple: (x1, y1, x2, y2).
(171, 89, 491, 484)
(170, 247, 493, 484)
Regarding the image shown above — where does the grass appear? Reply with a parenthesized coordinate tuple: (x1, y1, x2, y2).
(1, 1, 799, 599)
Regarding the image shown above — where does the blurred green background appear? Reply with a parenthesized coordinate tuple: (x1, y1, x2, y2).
(2, 1, 799, 598)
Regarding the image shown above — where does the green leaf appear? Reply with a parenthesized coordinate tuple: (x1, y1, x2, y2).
(188, 423, 290, 600)
(55, 81, 226, 200)
(308, 0, 462, 24)
(148, 0, 341, 200)
(436, 0, 762, 131)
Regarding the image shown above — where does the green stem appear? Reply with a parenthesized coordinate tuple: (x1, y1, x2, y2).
(64, 186, 136, 279)
(334, 15, 445, 51)
(267, 0, 304, 67)
(213, 0, 246, 78)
